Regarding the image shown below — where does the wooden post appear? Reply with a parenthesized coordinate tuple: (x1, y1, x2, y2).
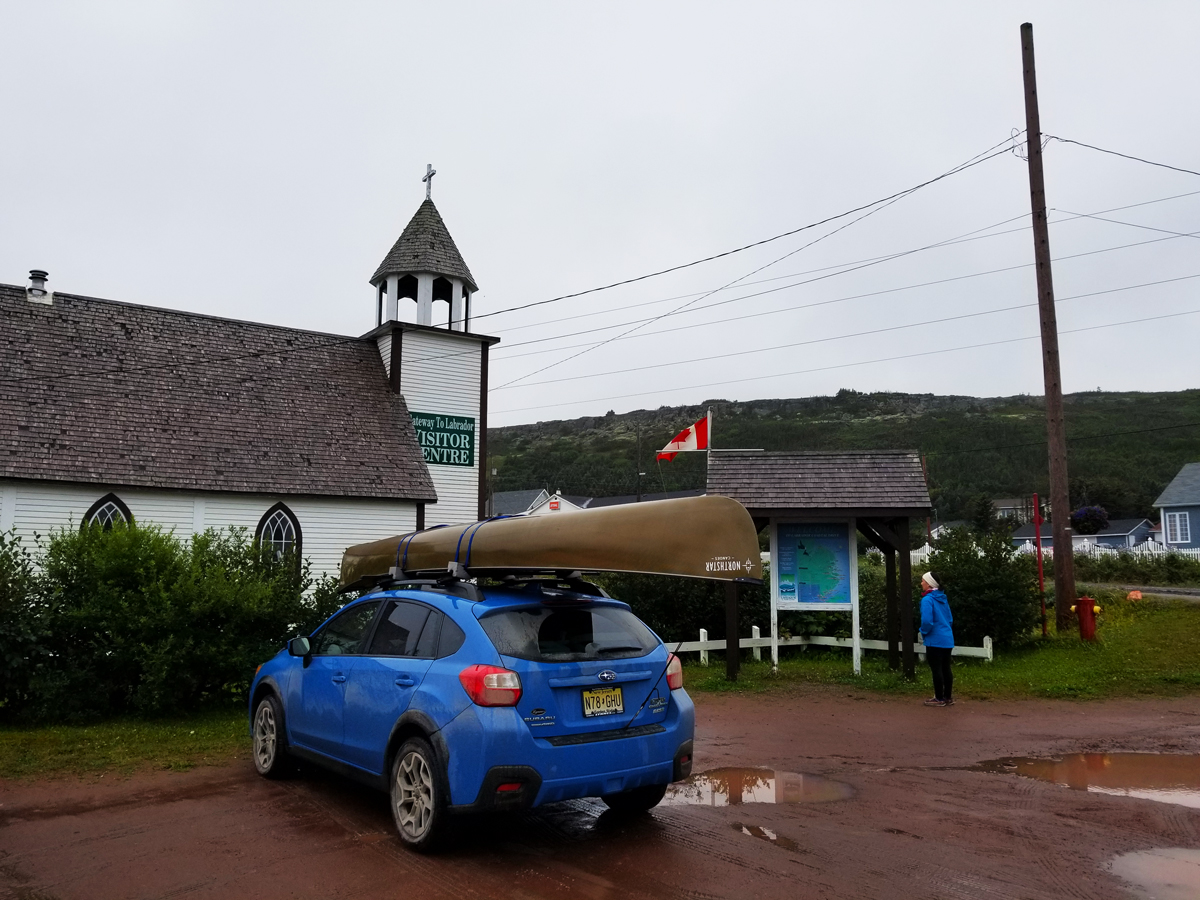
(725, 581, 740, 681)
(897, 517, 915, 679)
(1021, 21, 1077, 631)
(885, 547, 899, 671)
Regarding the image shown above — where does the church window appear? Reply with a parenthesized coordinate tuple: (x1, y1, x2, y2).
(83, 493, 133, 530)
(256, 502, 302, 560)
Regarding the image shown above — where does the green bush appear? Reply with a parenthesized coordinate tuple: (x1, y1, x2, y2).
(3, 523, 345, 723)
(1074, 550, 1200, 587)
(926, 528, 1040, 648)
(0, 531, 42, 714)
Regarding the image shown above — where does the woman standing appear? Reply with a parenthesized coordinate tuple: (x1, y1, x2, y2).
(920, 571, 955, 707)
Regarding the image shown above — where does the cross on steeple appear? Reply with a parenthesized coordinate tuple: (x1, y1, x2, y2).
(422, 163, 436, 200)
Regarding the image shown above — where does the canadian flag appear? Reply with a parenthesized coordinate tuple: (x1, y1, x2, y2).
(657, 412, 710, 461)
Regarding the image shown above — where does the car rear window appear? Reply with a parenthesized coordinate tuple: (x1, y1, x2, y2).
(479, 603, 658, 662)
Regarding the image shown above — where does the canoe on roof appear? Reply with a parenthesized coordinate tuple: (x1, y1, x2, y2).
(340, 494, 762, 588)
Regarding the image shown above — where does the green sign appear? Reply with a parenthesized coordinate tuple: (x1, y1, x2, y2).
(410, 411, 476, 467)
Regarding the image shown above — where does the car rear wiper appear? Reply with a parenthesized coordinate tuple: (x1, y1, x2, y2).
(621, 640, 684, 730)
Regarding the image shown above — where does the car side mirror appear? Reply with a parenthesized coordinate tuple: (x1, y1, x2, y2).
(288, 636, 311, 658)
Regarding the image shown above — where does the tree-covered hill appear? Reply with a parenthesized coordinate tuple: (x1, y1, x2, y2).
(487, 390, 1200, 521)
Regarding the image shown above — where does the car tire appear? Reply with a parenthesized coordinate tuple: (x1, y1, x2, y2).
(390, 737, 449, 852)
(601, 783, 668, 813)
(252, 694, 292, 779)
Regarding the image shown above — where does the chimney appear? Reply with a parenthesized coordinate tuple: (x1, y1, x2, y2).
(26, 269, 52, 306)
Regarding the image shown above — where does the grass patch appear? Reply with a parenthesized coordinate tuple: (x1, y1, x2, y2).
(685, 593, 1200, 701)
(0, 706, 249, 780)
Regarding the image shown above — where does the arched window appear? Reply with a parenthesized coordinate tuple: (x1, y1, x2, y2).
(256, 502, 302, 560)
(83, 493, 133, 530)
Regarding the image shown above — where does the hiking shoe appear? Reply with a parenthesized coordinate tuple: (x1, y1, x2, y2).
(923, 698, 946, 707)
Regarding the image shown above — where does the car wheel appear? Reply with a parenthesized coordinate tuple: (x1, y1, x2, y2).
(390, 737, 448, 852)
(601, 783, 668, 813)
(252, 694, 291, 778)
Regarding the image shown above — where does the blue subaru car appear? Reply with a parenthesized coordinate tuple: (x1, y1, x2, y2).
(248, 577, 694, 850)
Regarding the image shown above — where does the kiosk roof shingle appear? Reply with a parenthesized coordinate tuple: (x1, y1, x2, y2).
(0, 285, 436, 501)
(707, 450, 931, 515)
(371, 199, 478, 291)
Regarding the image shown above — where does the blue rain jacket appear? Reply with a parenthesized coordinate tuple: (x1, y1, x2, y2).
(920, 589, 954, 649)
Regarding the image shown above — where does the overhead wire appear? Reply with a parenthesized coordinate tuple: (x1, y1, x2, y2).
(489, 271, 1200, 391)
(484, 229, 1200, 361)
(1045, 135, 1200, 179)
(464, 133, 1024, 328)
(493, 139, 1021, 389)
(492, 306, 1200, 416)
(485, 186, 1200, 336)
(927, 421, 1200, 458)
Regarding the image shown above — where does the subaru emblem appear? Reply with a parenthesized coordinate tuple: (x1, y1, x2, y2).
(598, 670, 617, 682)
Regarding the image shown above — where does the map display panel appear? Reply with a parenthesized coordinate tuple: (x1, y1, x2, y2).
(774, 523, 852, 609)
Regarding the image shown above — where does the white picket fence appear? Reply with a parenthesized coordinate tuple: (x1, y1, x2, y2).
(676, 628, 993, 664)
(1014, 540, 1200, 560)
(867, 540, 1200, 565)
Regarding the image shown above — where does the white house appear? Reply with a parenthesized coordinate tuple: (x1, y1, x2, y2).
(0, 191, 496, 578)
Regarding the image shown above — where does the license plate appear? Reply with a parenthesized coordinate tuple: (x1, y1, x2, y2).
(582, 686, 624, 717)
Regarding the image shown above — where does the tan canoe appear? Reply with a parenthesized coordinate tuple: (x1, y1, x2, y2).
(340, 494, 762, 588)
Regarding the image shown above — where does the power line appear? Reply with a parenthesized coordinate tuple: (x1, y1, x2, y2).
(467, 134, 1022, 328)
(494, 141, 1018, 389)
(928, 421, 1200, 457)
(490, 271, 1200, 391)
(1046, 135, 1200, 179)
(482, 231, 1200, 363)
(492, 306, 1200, 416)
(486, 186, 1200, 336)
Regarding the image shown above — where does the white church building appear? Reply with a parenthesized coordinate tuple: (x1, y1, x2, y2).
(0, 188, 497, 578)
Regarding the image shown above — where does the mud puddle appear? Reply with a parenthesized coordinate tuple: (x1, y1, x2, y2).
(976, 753, 1200, 808)
(1110, 848, 1200, 900)
(662, 767, 853, 807)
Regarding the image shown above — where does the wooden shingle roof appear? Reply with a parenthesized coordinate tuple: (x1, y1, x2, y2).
(0, 285, 436, 501)
(707, 450, 931, 516)
(371, 199, 478, 291)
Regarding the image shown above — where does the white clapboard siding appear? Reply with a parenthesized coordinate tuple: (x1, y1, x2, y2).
(1, 479, 415, 580)
(399, 329, 483, 526)
(377, 332, 393, 377)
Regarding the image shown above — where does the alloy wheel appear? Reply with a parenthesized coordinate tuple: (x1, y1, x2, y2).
(395, 750, 434, 839)
(253, 703, 276, 771)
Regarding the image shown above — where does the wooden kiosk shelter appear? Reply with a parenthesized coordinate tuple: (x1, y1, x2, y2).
(708, 451, 933, 679)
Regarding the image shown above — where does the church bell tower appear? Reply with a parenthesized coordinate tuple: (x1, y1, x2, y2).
(368, 166, 498, 526)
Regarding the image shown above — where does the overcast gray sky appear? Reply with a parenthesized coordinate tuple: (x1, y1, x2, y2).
(3, 2, 1198, 427)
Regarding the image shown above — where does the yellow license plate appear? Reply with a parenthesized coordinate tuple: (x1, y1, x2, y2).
(582, 686, 624, 718)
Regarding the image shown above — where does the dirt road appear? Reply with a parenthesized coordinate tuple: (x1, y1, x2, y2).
(3, 688, 1199, 899)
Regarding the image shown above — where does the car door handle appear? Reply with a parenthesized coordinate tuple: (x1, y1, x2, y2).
(394, 675, 416, 687)
(331, 674, 347, 683)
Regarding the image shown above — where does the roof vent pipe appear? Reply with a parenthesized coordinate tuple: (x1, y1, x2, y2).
(26, 269, 52, 305)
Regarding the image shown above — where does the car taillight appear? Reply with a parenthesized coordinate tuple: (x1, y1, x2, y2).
(459, 664, 522, 706)
(665, 653, 683, 690)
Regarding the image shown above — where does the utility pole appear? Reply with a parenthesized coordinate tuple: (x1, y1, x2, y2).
(635, 424, 642, 502)
(1021, 22, 1077, 631)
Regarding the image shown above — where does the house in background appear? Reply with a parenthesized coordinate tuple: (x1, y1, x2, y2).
(992, 497, 1037, 525)
(1155, 462, 1200, 549)
(1010, 518, 1154, 550)
(527, 491, 588, 516)
(490, 489, 551, 516)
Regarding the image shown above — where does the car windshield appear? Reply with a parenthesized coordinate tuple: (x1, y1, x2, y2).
(479, 602, 658, 662)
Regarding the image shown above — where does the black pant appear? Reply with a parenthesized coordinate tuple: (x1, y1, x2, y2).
(927, 646, 953, 701)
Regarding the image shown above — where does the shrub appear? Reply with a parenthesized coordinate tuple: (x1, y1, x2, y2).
(1071, 506, 1109, 535)
(0, 531, 42, 714)
(926, 528, 1040, 648)
(593, 572, 770, 644)
(1074, 550, 1200, 587)
(8, 523, 345, 723)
